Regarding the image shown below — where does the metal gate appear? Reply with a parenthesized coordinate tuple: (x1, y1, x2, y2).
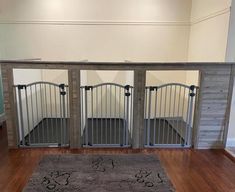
(14, 82, 69, 147)
(80, 83, 133, 147)
(144, 83, 198, 148)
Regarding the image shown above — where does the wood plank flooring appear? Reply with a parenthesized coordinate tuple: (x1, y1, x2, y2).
(0, 124, 235, 192)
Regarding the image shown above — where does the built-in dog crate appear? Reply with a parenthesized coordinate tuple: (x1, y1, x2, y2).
(13, 69, 69, 147)
(80, 70, 134, 147)
(2, 62, 232, 150)
(144, 71, 199, 148)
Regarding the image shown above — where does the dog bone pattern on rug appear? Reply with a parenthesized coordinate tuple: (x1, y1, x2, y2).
(23, 154, 175, 192)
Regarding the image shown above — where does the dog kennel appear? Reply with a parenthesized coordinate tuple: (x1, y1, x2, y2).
(144, 71, 199, 148)
(13, 69, 69, 147)
(80, 70, 134, 147)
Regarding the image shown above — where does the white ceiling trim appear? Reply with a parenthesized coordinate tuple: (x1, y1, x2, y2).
(0, 7, 230, 26)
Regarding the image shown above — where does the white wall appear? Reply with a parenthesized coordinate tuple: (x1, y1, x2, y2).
(0, 0, 191, 62)
(226, 0, 235, 147)
(146, 71, 198, 123)
(42, 69, 68, 84)
(13, 69, 43, 138)
(227, 78, 235, 147)
(82, 70, 133, 86)
(188, 0, 231, 62)
(13, 69, 42, 84)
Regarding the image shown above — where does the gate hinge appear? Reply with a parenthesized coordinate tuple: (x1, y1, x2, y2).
(190, 93, 196, 97)
(17, 85, 26, 90)
(190, 85, 195, 91)
(125, 92, 131, 97)
(150, 86, 158, 91)
(60, 91, 66, 96)
(85, 86, 93, 91)
(125, 85, 130, 91)
(59, 84, 65, 90)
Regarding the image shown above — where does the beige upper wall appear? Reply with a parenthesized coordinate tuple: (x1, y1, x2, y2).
(188, 0, 231, 62)
(188, 13, 230, 62)
(0, 0, 191, 21)
(190, 0, 231, 21)
(0, 0, 191, 62)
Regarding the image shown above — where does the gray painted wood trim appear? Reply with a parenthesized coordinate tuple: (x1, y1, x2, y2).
(1, 65, 18, 148)
(68, 69, 82, 148)
(223, 65, 235, 147)
(132, 69, 146, 148)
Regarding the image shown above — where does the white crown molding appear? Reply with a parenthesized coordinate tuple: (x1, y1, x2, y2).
(191, 7, 231, 25)
(0, 7, 231, 26)
(0, 20, 190, 26)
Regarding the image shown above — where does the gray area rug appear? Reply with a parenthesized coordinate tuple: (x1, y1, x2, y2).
(23, 154, 175, 192)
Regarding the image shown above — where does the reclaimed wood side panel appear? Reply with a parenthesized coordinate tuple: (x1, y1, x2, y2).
(197, 66, 232, 149)
(1, 65, 18, 148)
(68, 69, 81, 148)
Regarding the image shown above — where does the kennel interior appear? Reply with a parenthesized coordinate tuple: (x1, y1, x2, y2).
(13, 69, 69, 147)
(144, 70, 199, 148)
(80, 70, 134, 147)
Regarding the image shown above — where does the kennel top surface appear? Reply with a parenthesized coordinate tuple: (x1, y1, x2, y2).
(1, 60, 234, 70)
(0, 60, 234, 65)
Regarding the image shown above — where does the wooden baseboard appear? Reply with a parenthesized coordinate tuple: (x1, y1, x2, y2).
(223, 149, 235, 163)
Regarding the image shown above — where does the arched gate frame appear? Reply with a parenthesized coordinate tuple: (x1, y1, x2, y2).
(14, 81, 69, 147)
(80, 83, 134, 147)
(144, 83, 198, 148)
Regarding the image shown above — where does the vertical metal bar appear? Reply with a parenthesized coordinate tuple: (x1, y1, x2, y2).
(96, 87, 98, 144)
(147, 88, 152, 146)
(18, 87, 25, 146)
(184, 88, 191, 146)
(162, 87, 168, 144)
(176, 86, 182, 144)
(66, 86, 69, 145)
(130, 88, 133, 145)
(106, 85, 108, 144)
(187, 88, 195, 146)
(119, 87, 121, 145)
(144, 88, 148, 145)
(49, 84, 53, 143)
(91, 88, 94, 145)
(158, 88, 162, 144)
(84, 88, 88, 146)
(123, 87, 126, 146)
(172, 85, 177, 144)
(101, 86, 103, 144)
(110, 85, 112, 144)
(25, 87, 31, 145)
(30, 86, 35, 144)
(166, 85, 172, 144)
(114, 86, 117, 144)
(181, 87, 186, 142)
(62, 90, 66, 146)
(14, 87, 20, 146)
(153, 88, 158, 145)
(80, 88, 83, 144)
(54, 86, 58, 144)
(59, 87, 63, 146)
(44, 84, 49, 143)
(125, 89, 130, 145)
(35, 84, 40, 144)
(40, 83, 45, 143)
(178, 86, 183, 145)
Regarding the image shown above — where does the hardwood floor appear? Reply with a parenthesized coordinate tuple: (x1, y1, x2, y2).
(0, 125, 235, 192)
